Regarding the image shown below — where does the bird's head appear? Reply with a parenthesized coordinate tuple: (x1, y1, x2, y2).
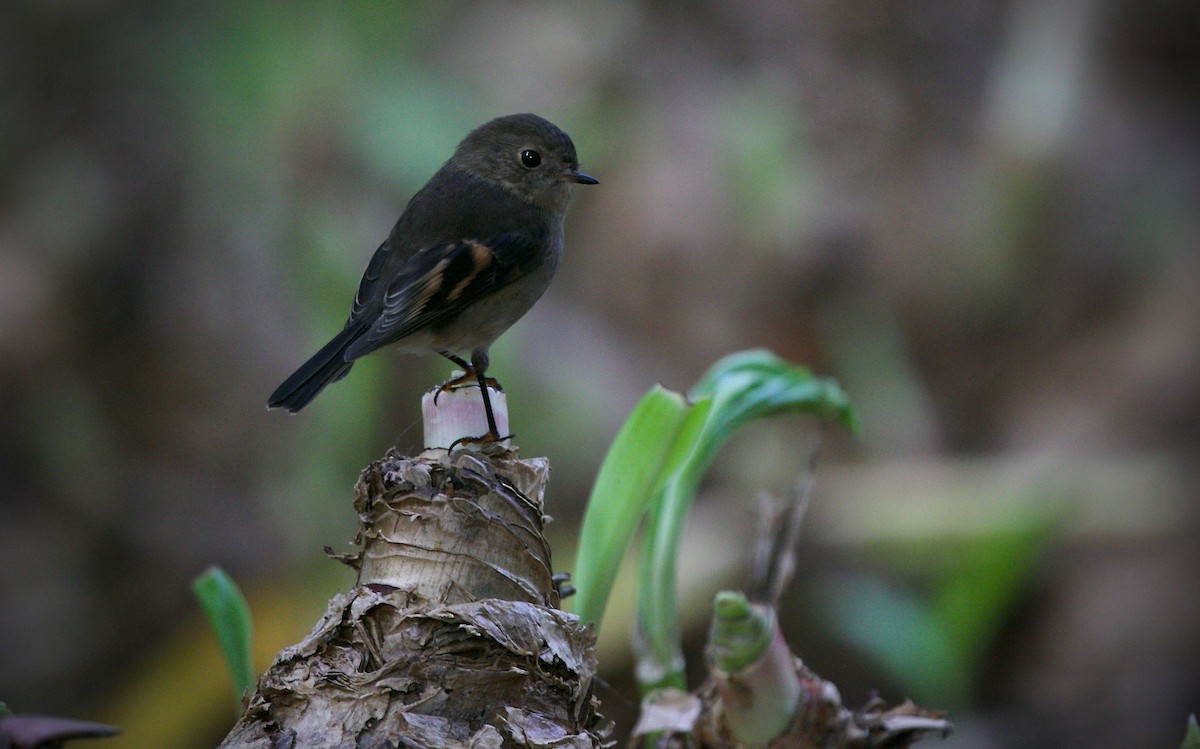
(453, 113, 598, 213)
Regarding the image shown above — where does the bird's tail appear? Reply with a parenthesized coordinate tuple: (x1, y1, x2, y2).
(267, 324, 363, 413)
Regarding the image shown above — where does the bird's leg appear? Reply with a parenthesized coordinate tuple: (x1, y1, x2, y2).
(440, 351, 473, 373)
(472, 349, 500, 438)
(447, 349, 513, 451)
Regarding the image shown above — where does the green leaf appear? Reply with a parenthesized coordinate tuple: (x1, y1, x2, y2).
(572, 386, 691, 628)
(192, 565, 255, 706)
(635, 398, 714, 691)
(688, 348, 859, 434)
(573, 349, 857, 695)
(636, 351, 857, 692)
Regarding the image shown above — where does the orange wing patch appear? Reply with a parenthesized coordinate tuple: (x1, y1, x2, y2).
(403, 257, 450, 323)
(446, 241, 493, 303)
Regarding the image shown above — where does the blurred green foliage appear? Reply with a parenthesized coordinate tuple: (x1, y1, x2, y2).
(1182, 715, 1200, 749)
(818, 506, 1061, 709)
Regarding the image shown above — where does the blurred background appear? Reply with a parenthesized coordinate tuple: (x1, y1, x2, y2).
(2, 1, 1197, 747)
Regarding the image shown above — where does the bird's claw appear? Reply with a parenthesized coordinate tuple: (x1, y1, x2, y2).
(447, 430, 514, 453)
(433, 370, 502, 406)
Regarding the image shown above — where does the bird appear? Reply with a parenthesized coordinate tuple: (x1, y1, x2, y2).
(267, 114, 597, 442)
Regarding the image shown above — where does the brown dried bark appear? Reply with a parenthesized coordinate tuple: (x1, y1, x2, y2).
(219, 445, 609, 749)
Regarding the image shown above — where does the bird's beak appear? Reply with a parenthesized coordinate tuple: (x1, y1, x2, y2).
(568, 169, 599, 185)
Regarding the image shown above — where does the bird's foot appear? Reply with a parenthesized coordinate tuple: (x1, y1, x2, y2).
(447, 430, 514, 453)
(433, 369, 503, 405)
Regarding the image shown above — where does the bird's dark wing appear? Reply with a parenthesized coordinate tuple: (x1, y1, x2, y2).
(343, 227, 547, 360)
(348, 238, 392, 322)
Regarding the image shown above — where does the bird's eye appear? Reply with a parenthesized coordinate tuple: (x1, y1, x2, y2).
(520, 149, 541, 168)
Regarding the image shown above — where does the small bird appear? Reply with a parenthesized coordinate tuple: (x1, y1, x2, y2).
(268, 113, 597, 440)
